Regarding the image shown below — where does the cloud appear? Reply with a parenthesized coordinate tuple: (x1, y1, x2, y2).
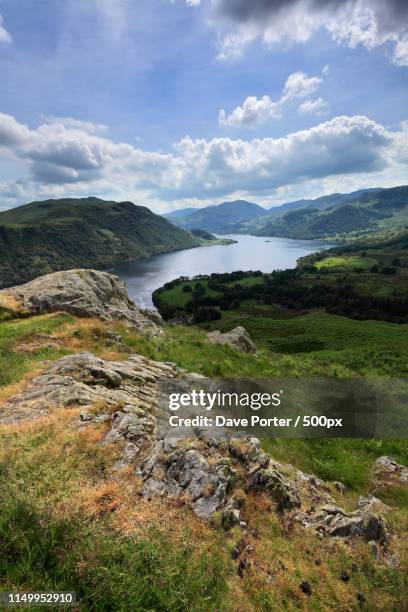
(219, 95, 282, 127)
(219, 70, 323, 127)
(282, 71, 322, 101)
(210, 0, 408, 65)
(0, 14, 12, 43)
(298, 97, 327, 114)
(0, 113, 31, 147)
(0, 112, 406, 208)
(41, 116, 108, 134)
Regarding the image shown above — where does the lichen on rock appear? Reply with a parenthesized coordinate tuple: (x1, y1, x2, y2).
(0, 269, 159, 333)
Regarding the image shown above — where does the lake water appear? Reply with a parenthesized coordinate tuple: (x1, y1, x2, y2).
(112, 234, 334, 308)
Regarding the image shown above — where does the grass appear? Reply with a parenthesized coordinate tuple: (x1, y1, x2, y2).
(0, 402, 406, 612)
(158, 276, 265, 308)
(262, 438, 408, 490)
(0, 412, 231, 611)
(315, 255, 378, 270)
(154, 306, 408, 378)
(0, 313, 74, 386)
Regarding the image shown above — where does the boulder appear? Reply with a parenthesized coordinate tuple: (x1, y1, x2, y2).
(140, 445, 233, 520)
(372, 456, 408, 492)
(207, 326, 256, 353)
(0, 269, 158, 333)
(221, 504, 240, 530)
(296, 502, 390, 543)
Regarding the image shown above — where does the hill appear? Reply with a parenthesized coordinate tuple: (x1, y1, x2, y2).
(0, 197, 198, 289)
(166, 200, 268, 234)
(252, 185, 408, 239)
(0, 269, 407, 610)
(163, 207, 197, 222)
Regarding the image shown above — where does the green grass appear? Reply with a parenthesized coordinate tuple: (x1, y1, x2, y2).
(0, 499, 228, 611)
(0, 313, 73, 386)
(0, 409, 231, 611)
(159, 281, 219, 307)
(262, 438, 408, 491)
(315, 255, 378, 270)
(158, 276, 265, 308)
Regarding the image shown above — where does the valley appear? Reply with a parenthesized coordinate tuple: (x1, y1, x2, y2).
(166, 185, 408, 242)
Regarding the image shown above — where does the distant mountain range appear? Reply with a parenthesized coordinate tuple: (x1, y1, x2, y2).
(164, 200, 269, 233)
(0, 197, 198, 289)
(164, 186, 408, 239)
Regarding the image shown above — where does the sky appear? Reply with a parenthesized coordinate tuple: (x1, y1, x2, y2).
(0, 0, 407, 213)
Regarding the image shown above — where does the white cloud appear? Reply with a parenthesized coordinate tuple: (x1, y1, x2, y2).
(0, 112, 406, 209)
(282, 71, 322, 101)
(210, 0, 408, 66)
(219, 70, 323, 127)
(219, 95, 282, 127)
(0, 14, 12, 43)
(41, 116, 108, 134)
(298, 97, 327, 114)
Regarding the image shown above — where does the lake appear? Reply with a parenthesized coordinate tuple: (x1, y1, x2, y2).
(112, 234, 334, 308)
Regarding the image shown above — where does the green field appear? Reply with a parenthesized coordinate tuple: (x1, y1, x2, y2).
(159, 275, 264, 308)
(314, 255, 378, 270)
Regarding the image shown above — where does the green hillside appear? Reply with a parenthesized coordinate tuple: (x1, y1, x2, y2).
(253, 185, 408, 239)
(0, 197, 199, 289)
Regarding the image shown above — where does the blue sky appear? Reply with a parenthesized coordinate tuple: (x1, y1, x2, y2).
(0, 0, 407, 212)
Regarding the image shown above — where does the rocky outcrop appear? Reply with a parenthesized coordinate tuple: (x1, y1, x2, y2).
(207, 326, 256, 353)
(248, 466, 301, 511)
(0, 352, 177, 428)
(371, 456, 408, 492)
(141, 444, 233, 520)
(0, 269, 158, 333)
(296, 502, 389, 543)
(0, 350, 397, 544)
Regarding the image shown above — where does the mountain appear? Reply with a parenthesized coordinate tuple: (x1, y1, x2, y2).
(164, 207, 197, 222)
(252, 185, 408, 239)
(166, 200, 268, 234)
(0, 197, 198, 289)
(242, 188, 384, 232)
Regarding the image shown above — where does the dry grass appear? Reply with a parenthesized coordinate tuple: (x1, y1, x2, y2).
(81, 481, 124, 517)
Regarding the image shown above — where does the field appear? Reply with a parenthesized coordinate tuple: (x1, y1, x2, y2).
(314, 255, 378, 271)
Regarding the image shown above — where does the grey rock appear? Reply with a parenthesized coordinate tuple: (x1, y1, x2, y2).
(386, 554, 401, 569)
(0, 269, 158, 333)
(363, 512, 389, 543)
(207, 326, 256, 353)
(372, 456, 408, 490)
(297, 501, 390, 543)
(221, 504, 240, 530)
(333, 481, 346, 494)
(143, 309, 164, 325)
(105, 331, 124, 346)
(249, 466, 301, 511)
(140, 445, 233, 520)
